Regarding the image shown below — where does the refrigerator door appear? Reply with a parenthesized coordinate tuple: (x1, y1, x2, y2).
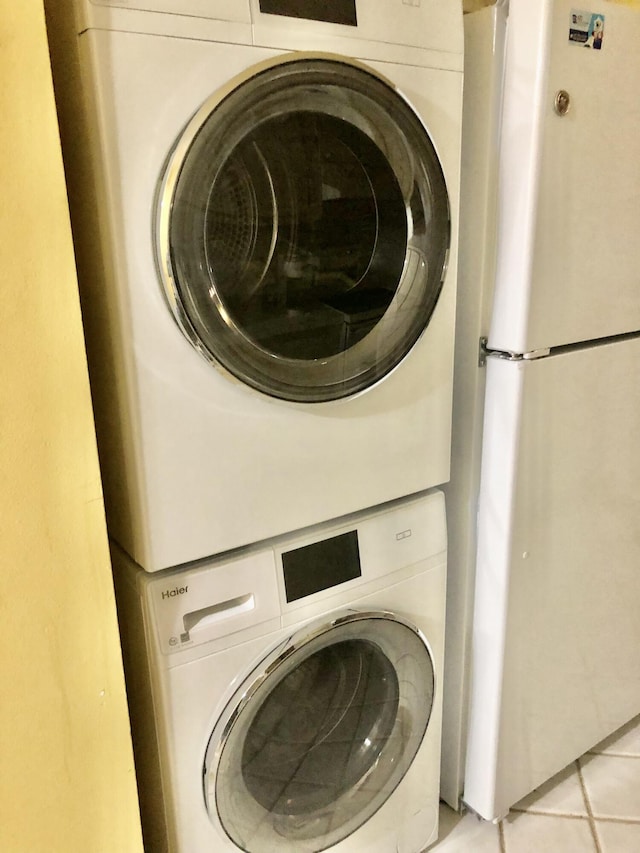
(465, 336, 640, 820)
(489, 0, 640, 355)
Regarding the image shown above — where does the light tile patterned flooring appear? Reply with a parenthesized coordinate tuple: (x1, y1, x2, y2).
(432, 715, 640, 852)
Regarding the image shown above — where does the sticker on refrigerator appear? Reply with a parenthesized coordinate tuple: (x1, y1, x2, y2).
(569, 10, 605, 48)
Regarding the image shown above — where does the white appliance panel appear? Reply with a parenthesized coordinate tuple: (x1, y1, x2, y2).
(465, 338, 640, 820)
(489, 0, 640, 355)
(73, 25, 462, 570)
(77, 0, 463, 71)
(89, 0, 250, 21)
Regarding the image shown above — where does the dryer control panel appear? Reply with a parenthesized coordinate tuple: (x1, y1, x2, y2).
(259, 0, 357, 26)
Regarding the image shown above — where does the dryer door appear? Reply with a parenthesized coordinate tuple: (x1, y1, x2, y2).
(157, 57, 450, 403)
(203, 611, 435, 852)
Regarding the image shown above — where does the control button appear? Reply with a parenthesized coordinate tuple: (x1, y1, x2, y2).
(396, 529, 412, 541)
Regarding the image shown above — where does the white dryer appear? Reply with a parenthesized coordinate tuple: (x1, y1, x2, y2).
(48, 1, 463, 571)
(113, 490, 447, 853)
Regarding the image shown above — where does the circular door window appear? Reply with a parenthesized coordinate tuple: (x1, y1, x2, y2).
(203, 612, 435, 852)
(157, 57, 450, 402)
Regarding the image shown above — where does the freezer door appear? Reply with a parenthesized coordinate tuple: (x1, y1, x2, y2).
(465, 337, 640, 820)
(489, 0, 640, 354)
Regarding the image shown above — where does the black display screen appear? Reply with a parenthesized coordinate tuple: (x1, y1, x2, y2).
(259, 0, 357, 26)
(282, 530, 361, 602)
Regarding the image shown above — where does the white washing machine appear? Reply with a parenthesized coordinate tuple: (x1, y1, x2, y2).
(112, 490, 447, 853)
(48, 0, 463, 571)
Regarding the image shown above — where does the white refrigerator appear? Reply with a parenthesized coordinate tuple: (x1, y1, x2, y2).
(462, 0, 640, 821)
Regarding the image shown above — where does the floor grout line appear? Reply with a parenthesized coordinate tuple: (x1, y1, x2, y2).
(509, 808, 590, 819)
(594, 816, 640, 825)
(577, 757, 603, 853)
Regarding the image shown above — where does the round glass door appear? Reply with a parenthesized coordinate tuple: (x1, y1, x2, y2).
(204, 612, 436, 852)
(157, 57, 450, 402)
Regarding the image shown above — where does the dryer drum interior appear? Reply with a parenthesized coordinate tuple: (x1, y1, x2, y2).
(157, 57, 450, 402)
(204, 612, 436, 852)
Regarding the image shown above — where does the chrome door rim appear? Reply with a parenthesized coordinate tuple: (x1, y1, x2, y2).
(155, 54, 451, 403)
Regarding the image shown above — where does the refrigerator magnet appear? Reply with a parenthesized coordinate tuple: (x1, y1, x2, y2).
(569, 9, 605, 48)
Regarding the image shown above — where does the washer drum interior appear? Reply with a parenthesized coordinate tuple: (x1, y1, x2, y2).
(203, 612, 436, 852)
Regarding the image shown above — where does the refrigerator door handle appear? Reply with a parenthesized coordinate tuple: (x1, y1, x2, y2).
(479, 337, 550, 367)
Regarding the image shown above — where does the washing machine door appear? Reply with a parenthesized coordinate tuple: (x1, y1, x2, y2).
(157, 56, 450, 403)
(203, 611, 435, 853)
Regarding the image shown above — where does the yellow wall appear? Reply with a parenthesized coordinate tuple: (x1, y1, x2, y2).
(0, 3, 143, 851)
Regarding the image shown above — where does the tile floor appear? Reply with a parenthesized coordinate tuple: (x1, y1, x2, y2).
(431, 714, 640, 852)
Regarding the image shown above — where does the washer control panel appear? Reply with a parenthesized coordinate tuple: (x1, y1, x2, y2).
(144, 490, 446, 656)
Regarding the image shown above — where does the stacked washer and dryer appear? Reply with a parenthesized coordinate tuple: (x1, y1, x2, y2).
(45, 1, 463, 851)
